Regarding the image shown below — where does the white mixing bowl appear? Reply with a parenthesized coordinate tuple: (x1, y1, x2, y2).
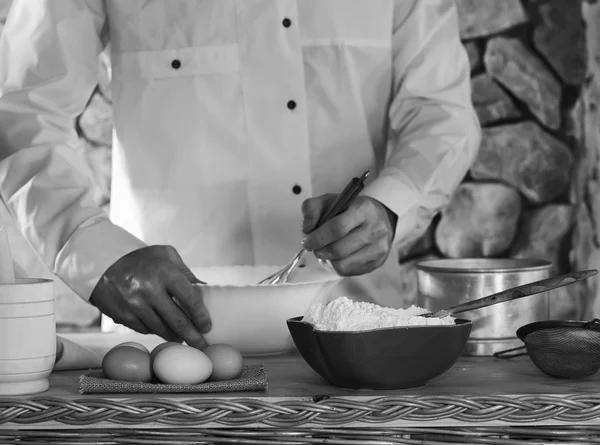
(101, 265, 342, 355)
(192, 265, 342, 355)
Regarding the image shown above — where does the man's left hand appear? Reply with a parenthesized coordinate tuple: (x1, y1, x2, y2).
(301, 194, 397, 276)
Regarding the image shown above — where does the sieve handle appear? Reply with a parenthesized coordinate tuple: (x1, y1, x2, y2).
(428, 269, 598, 318)
(493, 345, 528, 360)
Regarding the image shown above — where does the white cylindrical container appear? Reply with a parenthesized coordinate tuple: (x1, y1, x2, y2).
(0, 278, 55, 395)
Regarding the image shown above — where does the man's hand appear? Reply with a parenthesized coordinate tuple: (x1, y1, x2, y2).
(301, 194, 397, 276)
(89, 245, 211, 350)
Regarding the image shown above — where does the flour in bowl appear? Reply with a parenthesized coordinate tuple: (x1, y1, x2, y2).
(303, 296, 455, 331)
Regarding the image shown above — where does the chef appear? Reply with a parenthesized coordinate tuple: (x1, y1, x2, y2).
(0, 0, 480, 349)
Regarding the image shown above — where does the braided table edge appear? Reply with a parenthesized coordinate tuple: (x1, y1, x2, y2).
(2, 394, 600, 428)
(3, 426, 600, 445)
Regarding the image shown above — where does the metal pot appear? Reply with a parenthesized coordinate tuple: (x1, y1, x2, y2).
(416, 258, 552, 356)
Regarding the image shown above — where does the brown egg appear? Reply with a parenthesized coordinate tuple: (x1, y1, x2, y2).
(102, 345, 153, 382)
(115, 341, 149, 354)
(203, 344, 243, 381)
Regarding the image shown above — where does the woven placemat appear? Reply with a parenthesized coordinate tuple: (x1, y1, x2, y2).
(79, 364, 267, 394)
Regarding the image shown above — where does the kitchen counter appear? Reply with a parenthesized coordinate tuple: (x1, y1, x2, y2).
(1, 332, 599, 444)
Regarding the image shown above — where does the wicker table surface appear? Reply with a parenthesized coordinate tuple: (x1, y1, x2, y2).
(1, 332, 600, 444)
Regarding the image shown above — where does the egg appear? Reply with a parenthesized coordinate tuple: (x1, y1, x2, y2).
(102, 345, 153, 382)
(150, 341, 180, 363)
(153, 344, 213, 385)
(203, 343, 243, 381)
(115, 341, 149, 354)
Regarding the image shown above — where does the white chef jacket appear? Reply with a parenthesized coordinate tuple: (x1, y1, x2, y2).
(0, 0, 480, 314)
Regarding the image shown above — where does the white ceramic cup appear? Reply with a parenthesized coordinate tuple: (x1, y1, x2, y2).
(0, 278, 55, 395)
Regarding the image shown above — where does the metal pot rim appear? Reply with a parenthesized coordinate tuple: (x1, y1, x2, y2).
(416, 258, 553, 274)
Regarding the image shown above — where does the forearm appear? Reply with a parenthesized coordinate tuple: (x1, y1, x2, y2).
(362, 106, 480, 249)
(0, 143, 147, 301)
(0, 0, 146, 300)
(362, 0, 481, 250)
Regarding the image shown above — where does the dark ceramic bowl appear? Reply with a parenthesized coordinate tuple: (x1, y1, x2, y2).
(287, 316, 472, 390)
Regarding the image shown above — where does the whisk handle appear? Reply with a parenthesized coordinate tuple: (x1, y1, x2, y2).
(315, 170, 369, 229)
(432, 269, 599, 318)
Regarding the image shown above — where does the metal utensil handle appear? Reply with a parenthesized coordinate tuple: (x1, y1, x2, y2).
(493, 345, 528, 360)
(280, 249, 307, 283)
(257, 170, 369, 285)
(315, 170, 369, 229)
(584, 318, 600, 329)
(433, 269, 598, 318)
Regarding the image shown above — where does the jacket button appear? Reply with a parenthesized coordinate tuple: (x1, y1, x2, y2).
(292, 185, 302, 195)
(287, 100, 297, 110)
(171, 59, 181, 69)
(282, 18, 292, 28)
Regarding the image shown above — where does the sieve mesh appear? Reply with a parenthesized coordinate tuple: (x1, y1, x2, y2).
(517, 319, 600, 379)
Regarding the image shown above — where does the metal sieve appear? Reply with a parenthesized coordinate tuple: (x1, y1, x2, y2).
(494, 319, 600, 379)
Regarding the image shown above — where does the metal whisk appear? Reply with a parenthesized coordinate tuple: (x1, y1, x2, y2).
(258, 170, 370, 285)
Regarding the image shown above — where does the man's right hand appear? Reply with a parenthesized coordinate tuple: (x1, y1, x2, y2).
(89, 245, 211, 350)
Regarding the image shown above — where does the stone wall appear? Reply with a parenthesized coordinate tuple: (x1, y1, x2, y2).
(0, 1, 595, 324)
(398, 0, 590, 320)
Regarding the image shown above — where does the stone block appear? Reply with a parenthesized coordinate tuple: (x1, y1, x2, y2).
(533, 0, 586, 86)
(456, 0, 528, 39)
(471, 73, 521, 125)
(510, 204, 573, 262)
(471, 122, 573, 204)
(435, 182, 522, 258)
(485, 36, 562, 130)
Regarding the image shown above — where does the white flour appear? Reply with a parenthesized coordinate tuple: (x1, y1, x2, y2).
(303, 296, 455, 331)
